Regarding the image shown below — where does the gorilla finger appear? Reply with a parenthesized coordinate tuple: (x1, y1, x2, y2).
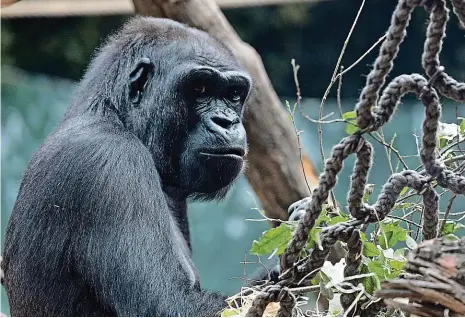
(289, 209, 306, 222)
(268, 263, 281, 283)
(287, 197, 311, 215)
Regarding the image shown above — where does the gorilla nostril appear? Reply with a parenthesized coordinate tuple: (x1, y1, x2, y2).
(211, 116, 234, 129)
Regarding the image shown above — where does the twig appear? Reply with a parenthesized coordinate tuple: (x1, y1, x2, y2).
(300, 115, 345, 124)
(368, 132, 409, 170)
(335, 34, 387, 81)
(317, 0, 366, 165)
(337, 65, 344, 117)
(291, 61, 312, 194)
(440, 193, 457, 236)
(389, 215, 422, 229)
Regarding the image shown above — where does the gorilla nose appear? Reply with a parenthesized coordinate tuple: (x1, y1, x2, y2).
(210, 115, 237, 130)
(207, 114, 245, 142)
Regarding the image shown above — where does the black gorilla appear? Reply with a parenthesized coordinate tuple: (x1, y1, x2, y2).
(2, 17, 256, 316)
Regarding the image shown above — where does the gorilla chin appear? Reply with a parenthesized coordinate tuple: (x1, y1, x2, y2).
(196, 146, 246, 194)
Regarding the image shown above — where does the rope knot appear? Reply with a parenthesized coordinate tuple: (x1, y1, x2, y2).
(418, 180, 433, 195)
(245, 285, 296, 317)
(352, 203, 377, 222)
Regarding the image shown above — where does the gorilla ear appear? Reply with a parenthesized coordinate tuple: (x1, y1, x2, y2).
(129, 57, 153, 105)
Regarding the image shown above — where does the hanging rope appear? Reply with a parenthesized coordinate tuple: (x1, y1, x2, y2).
(246, 0, 465, 316)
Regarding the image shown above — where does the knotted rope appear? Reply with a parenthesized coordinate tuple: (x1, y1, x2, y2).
(246, 0, 465, 316)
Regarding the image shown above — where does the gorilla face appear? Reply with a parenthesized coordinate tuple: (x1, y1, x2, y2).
(121, 19, 252, 199)
(180, 66, 251, 196)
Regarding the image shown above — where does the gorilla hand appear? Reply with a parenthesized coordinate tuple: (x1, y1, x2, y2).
(253, 198, 312, 285)
(288, 197, 311, 222)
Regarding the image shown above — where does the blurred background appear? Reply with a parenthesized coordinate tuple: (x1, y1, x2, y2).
(1, 0, 465, 315)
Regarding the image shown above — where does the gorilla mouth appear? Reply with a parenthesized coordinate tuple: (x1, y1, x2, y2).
(199, 147, 245, 159)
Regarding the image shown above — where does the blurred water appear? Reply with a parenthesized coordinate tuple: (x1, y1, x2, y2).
(1, 66, 464, 315)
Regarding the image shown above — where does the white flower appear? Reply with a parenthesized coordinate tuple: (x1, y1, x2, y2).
(438, 122, 460, 140)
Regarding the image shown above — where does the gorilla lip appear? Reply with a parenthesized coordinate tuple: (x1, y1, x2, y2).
(199, 147, 245, 159)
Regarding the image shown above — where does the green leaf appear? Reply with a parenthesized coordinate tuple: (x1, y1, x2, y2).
(309, 228, 323, 250)
(388, 259, 406, 272)
(311, 271, 331, 286)
(342, 111, 357, 120)
(319, 270, 331, 284)
(250, 223, 293, 256)
(379, 221, 407, 249)
(276, 241, 290, 255)
(392, 202, 415, 211)
(405, 235, 418, 250)
(344, 120, 358, 135)
(367, 260, 387, 280)
(439, 136, 449, 149)
(362, 275, 377, 295)
(342, 111, 358, 135)
(443, 234, 460, 242)
(285, 100, 297, 116)
(307, 211, 330, 247)
(221, 308, 240, 317)
(360, 231, 368, 242)
(360, 264, 378, 295)
(327, 215, 349, 226)
(441, 221, 465, 236)
(399, 187, 409, 196)
(320, 280, 334, 300)
(393, 248, 406, 260)
(378, 250, 386, 263)
(310, 272, 322, 285)
(442, 221, 456, 236)
(390, 228, 407, 246)
(363, 242, 380, 257)
(460, 118, 465, 134)
(285, 100, 291, 112)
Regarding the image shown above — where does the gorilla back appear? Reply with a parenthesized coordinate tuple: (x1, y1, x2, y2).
(2, 17, 252, 316)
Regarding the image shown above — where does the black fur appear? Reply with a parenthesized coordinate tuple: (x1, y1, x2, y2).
(2, 17, 254, 316)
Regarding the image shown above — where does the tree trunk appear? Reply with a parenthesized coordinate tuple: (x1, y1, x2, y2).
(132, 0, 320, 227)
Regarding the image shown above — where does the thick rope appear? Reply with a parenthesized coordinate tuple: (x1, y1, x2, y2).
(450, 0, 465, 28)
(297, 222, 359, 283)
(355, 0, 426, 130)
(246, 0, 465, 315)
(422, 0, 465, 102)
(347, 141, 373, 220)
(279, 135, 363, 277)
(340, 231, 362, 316)
(245, 285, 296, 317)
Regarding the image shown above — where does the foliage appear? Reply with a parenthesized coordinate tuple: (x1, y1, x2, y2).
(248, 108, 465, 314)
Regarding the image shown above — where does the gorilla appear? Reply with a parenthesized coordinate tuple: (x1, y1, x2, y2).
(2, 16, 259, 316)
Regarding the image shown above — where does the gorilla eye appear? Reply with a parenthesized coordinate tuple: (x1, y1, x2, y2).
(193, 84, 207, 95)
(229, 88, 243, 103)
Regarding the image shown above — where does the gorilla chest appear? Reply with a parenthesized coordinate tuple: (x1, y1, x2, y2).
(169, 217, 199, 287)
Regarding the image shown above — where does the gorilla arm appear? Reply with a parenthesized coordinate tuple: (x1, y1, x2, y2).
(63, 118, 227, 316)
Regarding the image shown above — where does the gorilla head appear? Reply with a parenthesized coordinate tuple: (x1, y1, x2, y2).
(69, 17, 252, 200)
